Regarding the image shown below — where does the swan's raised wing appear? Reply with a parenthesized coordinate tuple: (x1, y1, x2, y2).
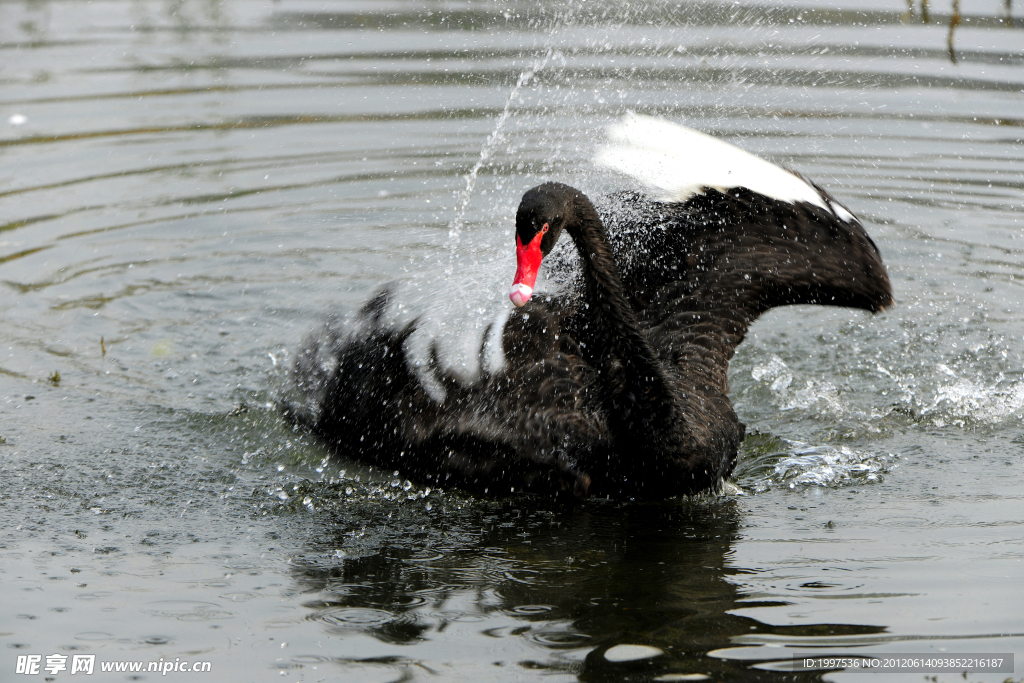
(595, 112, 856, 222)
(593, 114, 893, 393)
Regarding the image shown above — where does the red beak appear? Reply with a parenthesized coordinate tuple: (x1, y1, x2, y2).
(510, 228, 545, 307)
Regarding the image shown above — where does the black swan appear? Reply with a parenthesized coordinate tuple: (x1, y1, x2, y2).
(286, 114, 893, 500)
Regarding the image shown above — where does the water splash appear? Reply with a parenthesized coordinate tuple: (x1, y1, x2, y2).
(750, 354, 846, 415)
(874, 360, 1024, 429)
(737, 439, 898, 493)
(922, 375, 1024, 427)
(445, 48, 554, 275)
(264, 473, 437, 515)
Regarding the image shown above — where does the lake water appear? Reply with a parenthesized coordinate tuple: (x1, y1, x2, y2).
(2, 0, 1023, 680)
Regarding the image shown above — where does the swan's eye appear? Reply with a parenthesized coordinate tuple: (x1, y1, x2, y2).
(541, 223, 549, 233)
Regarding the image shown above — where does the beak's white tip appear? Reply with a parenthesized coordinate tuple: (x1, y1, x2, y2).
(509, 283, 533, 307)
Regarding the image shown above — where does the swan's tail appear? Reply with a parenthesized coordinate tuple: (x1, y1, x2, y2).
(282, 287, 415, 436)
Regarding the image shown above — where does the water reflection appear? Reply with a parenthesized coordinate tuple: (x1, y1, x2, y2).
(901, 0, 1018, 61)
(288, 499, 884, 679)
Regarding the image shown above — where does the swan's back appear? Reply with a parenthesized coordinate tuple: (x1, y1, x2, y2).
(286, 289, 603, 496)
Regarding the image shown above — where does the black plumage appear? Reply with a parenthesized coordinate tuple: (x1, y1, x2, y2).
(285, 181, 892, 500)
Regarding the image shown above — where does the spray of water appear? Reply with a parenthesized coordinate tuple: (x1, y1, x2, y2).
(445, 48, 554, 275)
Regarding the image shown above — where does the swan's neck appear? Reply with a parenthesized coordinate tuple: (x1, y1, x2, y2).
(568, 198, 674, 420)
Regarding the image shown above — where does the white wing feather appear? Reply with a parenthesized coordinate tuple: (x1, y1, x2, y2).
(594, 113, 829, 211)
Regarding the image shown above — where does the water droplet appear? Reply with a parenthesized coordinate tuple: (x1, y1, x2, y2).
(604, 644, 663, 662)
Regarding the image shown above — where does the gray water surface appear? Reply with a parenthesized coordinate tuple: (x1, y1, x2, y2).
(2, 0, 1023, 681)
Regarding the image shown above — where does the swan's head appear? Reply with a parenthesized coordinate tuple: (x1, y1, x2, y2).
(510, 183, 577, 307)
